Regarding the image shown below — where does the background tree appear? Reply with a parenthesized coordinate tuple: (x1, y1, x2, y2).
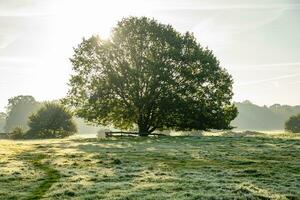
(9, 126, 25, 140)
(65, 16, 237, 136)
(0, 112, 6, 132)
(27, 103, 77, 138)
(4, 95, 40, 132)
(285, 114, 300, 133)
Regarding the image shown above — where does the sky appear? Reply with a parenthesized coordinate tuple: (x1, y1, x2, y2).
(0, 0, 300, 112)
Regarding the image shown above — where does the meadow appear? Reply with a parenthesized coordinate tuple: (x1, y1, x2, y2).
(0, 132, 299, 200)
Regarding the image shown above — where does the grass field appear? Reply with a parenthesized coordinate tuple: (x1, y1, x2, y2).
(0, 132, 299, 199)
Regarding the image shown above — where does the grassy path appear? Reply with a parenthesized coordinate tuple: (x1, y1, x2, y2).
(21, 153, 60, 200)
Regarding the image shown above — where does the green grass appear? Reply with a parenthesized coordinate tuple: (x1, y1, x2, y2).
(21, 153, 60, 200)
(0, 132, 299, 199)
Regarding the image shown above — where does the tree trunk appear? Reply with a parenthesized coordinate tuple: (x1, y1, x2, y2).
(138, 123, 149, 136)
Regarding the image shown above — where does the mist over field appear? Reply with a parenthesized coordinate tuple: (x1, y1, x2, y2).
(2, 100, 300, 134)
(232, 101, 300, 131)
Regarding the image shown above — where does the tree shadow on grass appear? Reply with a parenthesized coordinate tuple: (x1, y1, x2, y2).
(16, 135, 298, 199)
(16, 153, 60, 200)
(72, 135, 300, 199)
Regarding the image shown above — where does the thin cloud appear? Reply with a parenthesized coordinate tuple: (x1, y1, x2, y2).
(287, 80, 300, 85)
(0, 36, 17, 49)
(0, 0, 55, 17)
(154, 2, 300, 11)
(0, 57, 42, 70)
(229, 62, 300, 71)
(0, 11, 54, 17)
(237, 72, 300, 86)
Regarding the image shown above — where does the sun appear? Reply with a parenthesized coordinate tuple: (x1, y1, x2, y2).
(54, 0, 143, 39)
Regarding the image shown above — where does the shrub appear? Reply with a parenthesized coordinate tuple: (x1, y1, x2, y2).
(27, 103, 77, 139)
(9, 127, 25, 139)
(28, 129, 75, 139)
(285, 114, 300, 133)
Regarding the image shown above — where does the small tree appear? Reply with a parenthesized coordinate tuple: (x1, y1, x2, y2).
(28, 103, 77, 138)
(65, 16, 237, 136)
(285, 114, 300, 133)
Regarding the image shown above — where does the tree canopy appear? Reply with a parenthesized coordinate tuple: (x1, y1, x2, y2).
(27, 103, 77, 138)
(65, 16, 237, 135)
(285, 114, 300, 133)
(4, 95, 40, 132)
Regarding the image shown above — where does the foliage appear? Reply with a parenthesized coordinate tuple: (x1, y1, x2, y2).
(285, 113, 300, 133)
(65, 16, 237, 135)
(9, 127, 25, 139)
(27, 103, 77, 138)
(4, 95, 40, 132)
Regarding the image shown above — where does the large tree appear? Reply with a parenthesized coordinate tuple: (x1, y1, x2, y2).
(4, 95, 40, 132)
(65, 17, 237, 136)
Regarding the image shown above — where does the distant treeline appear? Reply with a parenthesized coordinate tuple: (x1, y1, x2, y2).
(0, 96, 100, 134)
(1, 98, 299, 132)
(232, 101, 300, 131)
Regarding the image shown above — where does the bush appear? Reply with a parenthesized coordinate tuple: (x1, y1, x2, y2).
(27, 103, 77, 139)
(28, 129, 75, 139)
(285, 114, 300, 133)
(9, 127, 25, 139)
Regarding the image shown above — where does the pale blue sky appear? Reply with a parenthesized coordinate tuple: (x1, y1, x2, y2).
(0, 0, 300, 112)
